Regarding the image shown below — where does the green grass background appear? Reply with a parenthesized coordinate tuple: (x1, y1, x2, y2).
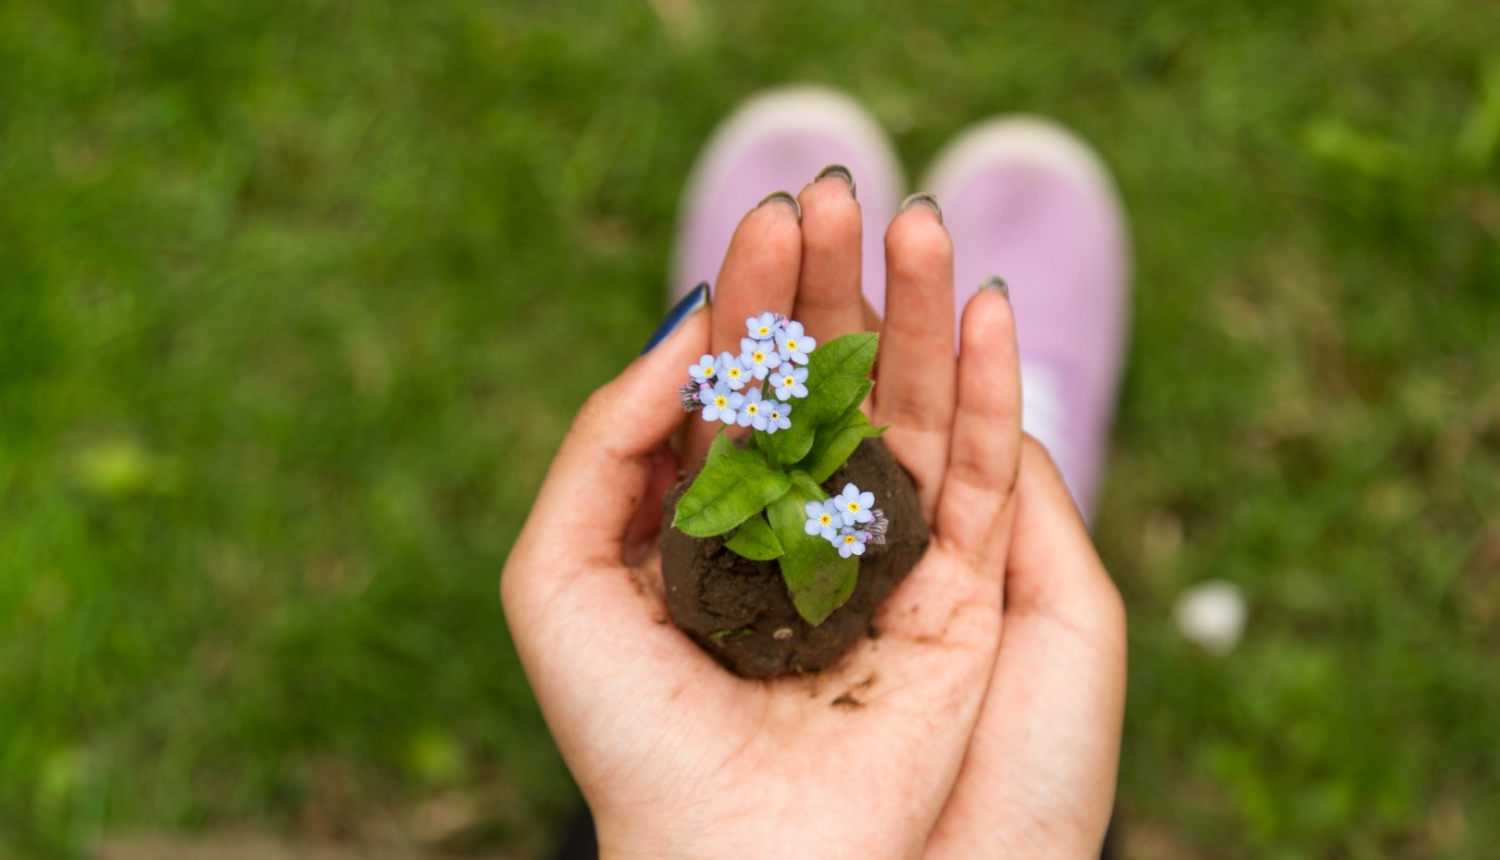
(3, 0, 1500, 857)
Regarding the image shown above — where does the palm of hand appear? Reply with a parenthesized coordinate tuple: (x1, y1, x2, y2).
(535, 537, 1004, 857)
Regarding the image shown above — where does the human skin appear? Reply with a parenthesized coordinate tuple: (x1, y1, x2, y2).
(501, 174, 1125, 859)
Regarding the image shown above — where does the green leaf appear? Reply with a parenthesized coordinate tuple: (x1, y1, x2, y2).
(864, 424, 889, 437)
(788, 471, 824, 497)
(767, 378, 870, 470)
(709, 626, 753, 642)
(724, 512, 783, 560)
(673, 448, 793, 537)
(766, 473, 860, 626)
(706, 428, 735, 463)
(755, 417, 816, 466)
(757, 332, 878, 467)
(801, 332, 878, 423)
(798, 404, 870, 483)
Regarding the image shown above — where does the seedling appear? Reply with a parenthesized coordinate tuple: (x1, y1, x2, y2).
(675, 313, 888, 625)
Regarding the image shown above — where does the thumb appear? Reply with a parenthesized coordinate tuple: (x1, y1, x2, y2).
(514, 293, 710, 571)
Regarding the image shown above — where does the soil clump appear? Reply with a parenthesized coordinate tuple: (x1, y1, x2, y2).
(660, 437, 929, 678)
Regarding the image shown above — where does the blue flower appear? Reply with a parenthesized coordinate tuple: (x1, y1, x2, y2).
(746, 312, 785, 341)
(688, 354, 718, 385)
(736, 388, 771, 431)
(715, 351, 750, 390)
(699, 382, 744, 425)
(771, 366, 809, 400)
(763, 398, 792, 433)
(833, 483, 875, 525)
(803, 499, 841, 540)
(774, 321, 816, 365)
(739, 337, 782, 380)
(835, 527, 868, 558)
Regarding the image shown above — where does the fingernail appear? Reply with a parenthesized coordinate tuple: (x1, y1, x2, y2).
(980, 275, 1010, 299)
(814, 164, 856, 200)
(899, 191, 943, 224)
(757, 190, 802, 223)
(642, 282, 709, 354)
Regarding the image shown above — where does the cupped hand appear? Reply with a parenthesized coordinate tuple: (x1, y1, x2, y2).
(502, 179, 1027, 858)
(781, 175, 1128, 859)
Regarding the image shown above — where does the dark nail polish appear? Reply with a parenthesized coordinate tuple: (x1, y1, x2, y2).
(815, 164, 856, 200)
(899, 191, 943, 224)
(757, 190, 802, 223)
(642, 282, 709, 354)
(980, 275, 1010, 299)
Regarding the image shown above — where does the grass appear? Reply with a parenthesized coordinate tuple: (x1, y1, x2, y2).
(2, 0, 1499, 857)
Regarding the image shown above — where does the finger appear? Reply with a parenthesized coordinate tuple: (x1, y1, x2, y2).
(512, 305, 711, 573)
(684, 195, 803, 463)
(924, 438, 1127, 860)
(792, 168, 867, 343)
(873, 197, 956, 517)
(933, 285, 1023, 564)
(863, 287, 1016, 661)
(502, 307, 740, 762)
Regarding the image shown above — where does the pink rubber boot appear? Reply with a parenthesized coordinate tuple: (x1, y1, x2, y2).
(918, 118, 1131, 521)
(671, 86, 905, 305)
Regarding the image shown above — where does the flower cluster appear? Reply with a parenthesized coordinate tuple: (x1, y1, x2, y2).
(803, 483, 886, 558)
(680, 312, 817, 432)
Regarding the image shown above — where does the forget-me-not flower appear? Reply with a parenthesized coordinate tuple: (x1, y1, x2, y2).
(763, 399, 792, 433)
(688, 354, 718, 385)
(715, 351, 749, 390)
(803, 499, 841, 541)
(772, 366, 809, 400)
(736, 388, 771, 430)
(739, 338, 782, 380)
(835, 527, 868, 558)
(775, 321, 816, 365)
(833, 483, 875, 525)
(699, 381, 744, 425)
(746, 312, 785, 341)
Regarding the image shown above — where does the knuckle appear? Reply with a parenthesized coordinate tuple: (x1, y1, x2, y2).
(880, 393, 953, 434)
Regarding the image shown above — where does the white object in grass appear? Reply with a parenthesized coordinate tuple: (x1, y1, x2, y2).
(1173, 580, 1246, 655)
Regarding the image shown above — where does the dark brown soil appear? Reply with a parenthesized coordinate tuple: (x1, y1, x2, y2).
(660, 437, 929, 678)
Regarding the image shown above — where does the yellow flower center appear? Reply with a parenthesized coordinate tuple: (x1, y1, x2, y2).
(844, 535, 856, 545)
(715, 396, 727, 408)
(753, 351, 765, 362)
(848, 502, 860, 513)
(785, 339, 798, 351)
(819, 514, 832, 525)
(728, 367, 741, 378)
(757, 326, 771, 337)
(747, 404, 758, 415)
